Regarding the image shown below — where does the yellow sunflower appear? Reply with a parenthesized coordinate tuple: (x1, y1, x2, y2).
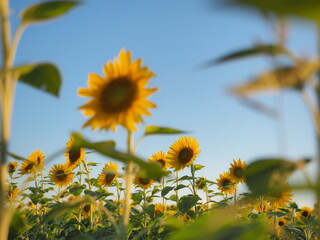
(98, 161, 118, 187)
(277, 218, 287, 227)
(167, 136, 201, 171)
(18, 160, 36, 175)
(134, 175, 154, 189)
(149, 151, 169, 170)
(6, 186, 18, 201)
(28, 149, 45, 170)
(229, 159, 246, 183)
(78, 49, 158, 132)
(65, 133, 85, 170)
(8, 161, 18, 174)
(216, 172, 237, 195)
(298, 206, 312, 219)
(266, 187, 293, 208)
(49, 164, 74, 188)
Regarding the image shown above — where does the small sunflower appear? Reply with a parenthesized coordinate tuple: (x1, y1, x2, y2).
(78, 49, 158, 132)
(134, 175, 154, 189)
(49, 164, 74, 188)
(229, 159, 246, 183)
(154, 203, 168, 216)
(6, 186, 18, 201)
(8, 161, 18, 174)
(277, 218, 287, 227)
(98, 161, 118, 187)
(81, 203, 96, 215)
(216, 172, 237, 195)
(167, 136, 201, 171)
(266, 186, 293, 208)
(18, 160, 36, 175)
(65, 133, 85, 170)
(28, 149, 45, 170)
(254, 200, 271, 213)
(149, 151, 169, 170)
(298, 206, 312, 219)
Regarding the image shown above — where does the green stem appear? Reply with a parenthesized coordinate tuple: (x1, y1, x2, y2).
(190, 164, 198, 218)
(316, 26, 320, 235)
(175, 171, 179, 208)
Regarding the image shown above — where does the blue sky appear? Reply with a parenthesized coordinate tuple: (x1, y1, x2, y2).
(7, 0, 319, 206)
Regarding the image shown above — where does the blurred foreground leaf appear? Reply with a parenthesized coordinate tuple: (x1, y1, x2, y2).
(14, 63, 62, 97)
(9, 212, 27, 239)
(21, 0, 80, 24)
(73, 134, 165, 181)
(144, 125, 187, 136)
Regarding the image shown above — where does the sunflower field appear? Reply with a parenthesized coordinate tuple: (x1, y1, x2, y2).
(1, 0, 320, 240)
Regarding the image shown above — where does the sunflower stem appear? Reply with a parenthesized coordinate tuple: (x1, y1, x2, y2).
(175, 171, 179, 208)
(78, 163, 83, 230)
(190, 164, 198, 218)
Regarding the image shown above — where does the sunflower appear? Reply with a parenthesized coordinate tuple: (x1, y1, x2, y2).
(266, 187, 293, 208)
(149, 151, 169, 170)
(18, 160, 36, 175)
(65, 133, 85, 170)
(277, 218, 287, 227)
(98, 161, 118, 187)
(49, 164, 74, 188)
(28, 149, 45, 170)
(298, 206, 312, 219)
(154, 203, 168, 216)
(134, 175, 154, 189)
(78, 49, 158, 132)
(8, 161, 18, 174)
(216, 172, 237, 195)
(254, 200, 271, 213)
(167, 136, 201, 171)
(229, 159, 246, 183)
(6, 186, 18, 201)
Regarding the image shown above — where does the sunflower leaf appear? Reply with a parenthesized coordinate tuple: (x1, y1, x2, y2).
(73, 134, 165, 181)
(193, 164, 205, 171)
(161, 186, 175, 197)
(178, 194, 201, 214)
(175, 184, 187, 191)
(144, 125, 187, 136)
(13, 63, 62, 97)
(20, 0, 80, 24)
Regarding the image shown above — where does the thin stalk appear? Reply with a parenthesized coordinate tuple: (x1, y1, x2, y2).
(143, 188, 147, 229)
(78, 163, 83, 230)
(175, 171, 179, 207)
(190, 164, 198, 218)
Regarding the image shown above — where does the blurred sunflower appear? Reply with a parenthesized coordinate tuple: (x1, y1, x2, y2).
(6, 186, 18, 201)
(216, 172, 237, 195)
(49, 164, 74, 188)
(266, 187, 293, 208)
(298, 206, 312, 219)
(167, 136, 201, 171)
(229, 159, 246, 183)
(154, 203, 168, 216)
(8, 161, 18, 174)
(28, 149, 45, 170)
(277, 218, 287, 227)
(134, 175, 154, 189)
(65, 133, 85, 170)
(98, 161, 118, 187)
(18, 160, 36, 175)
(81, 203, 96, 215)
(78, 49, 158, 132)
(254, 200, 271, 213)
(149, 151, 169, 170)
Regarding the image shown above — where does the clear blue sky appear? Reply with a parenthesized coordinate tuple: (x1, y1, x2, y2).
(7, 0, 319, 206)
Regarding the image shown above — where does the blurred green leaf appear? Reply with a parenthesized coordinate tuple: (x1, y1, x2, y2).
(175, 184, 187, 191)
(206, 44, 291, 66)
(194, 164, 205, 171)
(73, 134, 165, 181)
(226, 0, 320, 24)
(9, 212, 27, 239)
(21, 0, 80, 24)
(14, 63, 62, 97)
(143, 205, 155, 218)
(231, 61, 319, 95)
(7, 151, 26, 161)
(161, 186, 174, 197)
(178, 194, 201, 214)
(144, 125, 187, 136)
(266, 211, 287, 217)
(69, 185, 85, 196)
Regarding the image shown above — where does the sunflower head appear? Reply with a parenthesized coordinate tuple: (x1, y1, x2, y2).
(18, 160, 36, 175)
(134, 175, 154, 189)
(78, 49, 158, 132)
(148, 151, 169, 170)
(8, 161, 18, 174)
(266, 186, 293, 208)
(167, 136, 201, 171)
(278, 218, 287, 227)
(216, 172, 237, 195)
(49, 164, 74, 188)
(28, 149, 45, 170)
(229, 159, 246, 183)
(65, 133, 85, 170)
(98, 161, 118, 187)
(299, 206, 312, 219)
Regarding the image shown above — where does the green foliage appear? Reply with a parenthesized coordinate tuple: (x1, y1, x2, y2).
(21, 0, 80, 24)
(178, 194, 201, 214)
(144, 125, 187, 136)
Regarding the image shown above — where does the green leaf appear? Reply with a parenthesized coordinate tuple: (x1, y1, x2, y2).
(178, 195, 201, 214)
(143, 205, 155, 218)
(8, 151, 26, 161)
(168, 194, 178, 202)
(161, 186, 175, 197)
(21, 0, 80, 24)
(230, 61, 320, 95)
(9, 212, 27, 239)
(175, 184, 187, 191)
(226, 0, 320, 24)
(73, 134, 165, 181)
(69, 185, 85, 196)
(144, 125, 187, 136)
(206, 44, 291, 66)
(15, 63, 62, 97)
(193, 164, 205, 171)
(266, 211, 287, 217)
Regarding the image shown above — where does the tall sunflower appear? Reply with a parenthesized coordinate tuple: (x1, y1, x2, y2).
(65, 133, 85, 170)
(229, 159, 246, 183)
(98, 161, 118, 187)
(18, 160, 36, 175)
(167, 136, 201, 171)
(78, 49, 158, 132)
(28, 149, 45, 170)
(266, 186, 293, 208)
(216, 172, 237, 195)
(148, 151, 169, 170)
(134, 175, 154, 189)
(49, 164, 74, 188)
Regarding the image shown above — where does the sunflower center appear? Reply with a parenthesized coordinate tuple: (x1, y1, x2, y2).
(302, 211, 309, 217)
(139, 177, 150, 185)
(178, 147, 194, 164)
(56, 170, 67, 181)
(83, 204, 91, 213)
(156, 159, 166, 168)
(222, 179, 231, 188)
(25, 162, 34, 172)
(105, 173, 116, 184)
(234, 168, 243, 178)
(69, 146, 81, 163)
(100, 77, 137, 113)
(278, 220, 285, 226)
